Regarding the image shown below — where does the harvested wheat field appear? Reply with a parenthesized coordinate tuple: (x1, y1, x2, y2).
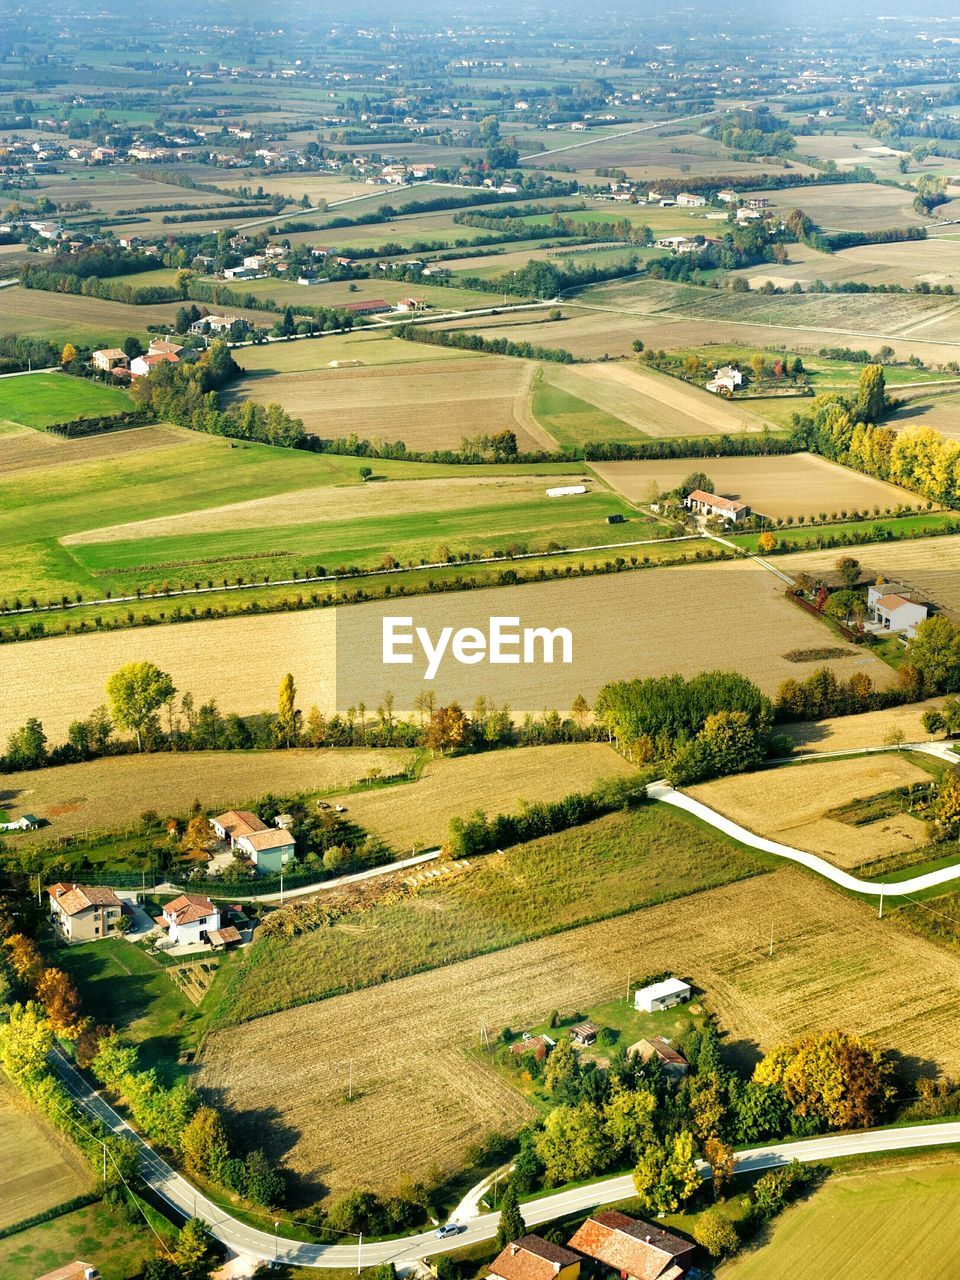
(228, 356, 555, 452)
(198, 867, 960, 1197)
(0, 423, 189, 476)
(63, 473, 577, 546)
(786, 699, 950, 753)
(591, 453, 921, 520)
(688, 755, 934, 870)
(545, 362, 772, 438)
(0, 1080, 92, 1229)
(783, 534, 960, 619)
(336, 743, 635, 853)
(0, 561, 894, 743)
(0, 748, 415, 841)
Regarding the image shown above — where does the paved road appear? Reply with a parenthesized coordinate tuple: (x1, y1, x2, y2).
(519, 112, 712, 160)
(50, 1049, 960, 1269)
(650, 752, 960, 896)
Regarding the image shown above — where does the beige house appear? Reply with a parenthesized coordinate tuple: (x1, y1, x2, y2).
(91, 348, 129, 373)
(48, 883, 123, 943)
(489, 1237, 581, 1280)
(628, 1036, 690, 1082)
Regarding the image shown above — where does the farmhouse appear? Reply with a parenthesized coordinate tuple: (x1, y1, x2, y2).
(344, 298, 392, 315)
(48, 883, 123, 943)
(190, 314, 242, 335)
(748, 196, 770, 209)
(866, 583, 928, 639)
(155, 893, 220, 946)
(628, 1036, 690, 1081)
(705, 365, 743, 395)
(489, 1237, 581, 1280)
(236, 826, 297, 874)
(91, 348, 129, 373)
(655, 235, 698, 253)
(684, 489, 750, 523)
(567, 1211, 695, 1280)
(717, 188, 738, 203)
(676, 192, 706, 207)
(634, 977, 692, 1013)
(130, 352, 179, 378)
(147, 339, 184, 357)
(212, 809, 268, 848)
(511, 1035, 550, 1061)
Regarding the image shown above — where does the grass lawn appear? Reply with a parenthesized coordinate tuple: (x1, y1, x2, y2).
(0, 1200, 157, 1280)
(722, 1156, 960, 1279)
(0, 429, 585, 602)
(212, 803, 771, 1026)
(54, 937, 209, 1081)
(531, 367, 640, 448)
(0, 373, 132, 430)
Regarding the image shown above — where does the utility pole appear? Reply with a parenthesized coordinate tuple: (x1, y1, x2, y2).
(358, 1231, 363, 1275)
(878, 893, 884, 920)
(275, 1221, 280, 1260)
(102, 1142, 107, 1185)
(769, 925, 774, 957)
(279, 867, 284, 906)
(625, 973, 631, 1003)
(348, 1059, 353, 1100)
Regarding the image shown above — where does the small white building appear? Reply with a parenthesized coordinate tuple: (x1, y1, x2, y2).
(546, 485, 587, 497)
(676, 192, 706, 207)
(634, 977, 692, 1014)
(155, 894, 220, 946)
(867, 584, 928, 639)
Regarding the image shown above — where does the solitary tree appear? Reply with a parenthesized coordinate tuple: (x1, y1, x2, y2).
(495, 1183, 526, 1248)
(60, 342, 78, 367)
(856, 364, 886, 423)
(277, 672, 299, 746)
(105, 661, 176, 751)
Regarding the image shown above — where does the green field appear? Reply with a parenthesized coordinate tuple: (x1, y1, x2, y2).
(732, 510, 957, 553)
(724, 1158, 960, 1279)
(212, 803, 770, 1026)
(531, 368, 639, 447)
(0, 1200, 157, 1280)
(55, 938, 212, 1081)
(0, 373, 132, 430)
(0, 431, 581, 600)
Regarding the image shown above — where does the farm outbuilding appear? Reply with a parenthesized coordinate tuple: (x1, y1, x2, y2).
(570, 1020, 599, 1046)
(634, 977, 691, 1014)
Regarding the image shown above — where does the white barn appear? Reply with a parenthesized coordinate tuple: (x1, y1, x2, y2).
(634, 977, 692, 1014)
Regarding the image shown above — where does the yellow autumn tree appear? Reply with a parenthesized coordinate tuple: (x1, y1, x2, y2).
(60, 342, 78, 367)
(754, 1029, 893, 1129)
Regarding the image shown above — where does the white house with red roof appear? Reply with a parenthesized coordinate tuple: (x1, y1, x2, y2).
(867, 583, 928, 639)
(155, 894, 220, 946)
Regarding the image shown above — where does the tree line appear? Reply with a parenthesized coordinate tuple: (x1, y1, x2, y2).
(393, 323, 574, 363)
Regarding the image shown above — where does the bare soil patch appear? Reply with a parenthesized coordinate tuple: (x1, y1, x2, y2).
(688, 755, 933, 869)
(229, 356, 551, 452)
(591, 453, 919, 520)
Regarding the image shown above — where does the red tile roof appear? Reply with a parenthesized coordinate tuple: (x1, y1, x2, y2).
(48, 883, 121, 915)
(567, 1211, 694, 1280)
(163, 893, 216, 926)
(490, 1236, 581, 1280)
(214, 809, 267, 840)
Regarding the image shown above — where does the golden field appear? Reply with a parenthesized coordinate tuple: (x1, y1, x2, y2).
(591, 453, 922, 520)
(0, 562, 894, 743)
(688, 754, 933, 869)
(0, 1081, 92, 1230)
(198, 867, 960, 1198)
(783, 534, 960, 618)
(0, 747, 415, 840)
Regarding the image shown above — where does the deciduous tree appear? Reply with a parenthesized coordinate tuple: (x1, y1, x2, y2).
(106, 661, 176, 751)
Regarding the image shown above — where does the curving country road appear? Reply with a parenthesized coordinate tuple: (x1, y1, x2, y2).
(50, 1049, 960, 1270)
(649, 740, 960, 897)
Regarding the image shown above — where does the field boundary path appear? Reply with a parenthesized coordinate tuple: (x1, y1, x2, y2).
(48, 1044, 960, 1270)
(649, 754, 960, 897)
(519, 111, 714, 160)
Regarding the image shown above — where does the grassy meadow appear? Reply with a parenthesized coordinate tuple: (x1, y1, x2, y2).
(0, 372, 132, 429)
(211, 803, 770, 1025)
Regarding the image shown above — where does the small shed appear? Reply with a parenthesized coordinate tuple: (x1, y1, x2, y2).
(570, 1021, 599, 1046)
(634, 977, 691, 1014)
(208, 926, 242, 950)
